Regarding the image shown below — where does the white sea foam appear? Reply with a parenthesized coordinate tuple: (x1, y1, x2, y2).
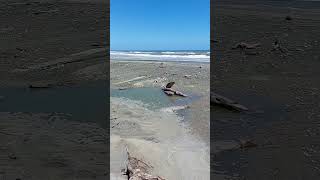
(110, 51, 210, 63)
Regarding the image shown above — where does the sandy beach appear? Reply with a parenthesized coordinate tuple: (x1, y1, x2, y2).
(0, 0, 211, 179)
(212, 0, 320, 179)
(0, 0, 110, 179)
(110, 60, 210, 179)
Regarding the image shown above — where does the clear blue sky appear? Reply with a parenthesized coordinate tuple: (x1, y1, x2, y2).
(110, 0, 210, 51)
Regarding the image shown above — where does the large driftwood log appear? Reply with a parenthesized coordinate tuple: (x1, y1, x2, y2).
(162, 87, 188, 97)
(162, 82, 188, 97)
(29, 82, 52, 88)
(211, 92, 248, 111)
(232, 42, 261, 50)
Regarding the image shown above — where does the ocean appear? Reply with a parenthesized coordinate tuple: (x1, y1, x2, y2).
(110, 50, 210, 63)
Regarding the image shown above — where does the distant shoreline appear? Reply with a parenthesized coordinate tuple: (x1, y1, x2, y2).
(110, 59, 210, 64)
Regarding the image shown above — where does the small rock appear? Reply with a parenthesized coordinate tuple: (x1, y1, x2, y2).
(184, 75, 192, 79)
(285, 15, 292, 21)
(91, 43, 101, 47)
(165, 82, 175, 88)
(8, 153, 17, 160)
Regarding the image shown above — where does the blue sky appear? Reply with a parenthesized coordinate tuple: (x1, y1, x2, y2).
(110, 0, 210, 50)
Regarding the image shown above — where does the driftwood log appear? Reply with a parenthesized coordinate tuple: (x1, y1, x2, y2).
(211, 92, 248, 111)
(232, 42, 261, 50)
(123, 150, 165, 180)
(29, 82, 52, 88)
(162, 82, 188, 97)
(162, 87, 188, 97)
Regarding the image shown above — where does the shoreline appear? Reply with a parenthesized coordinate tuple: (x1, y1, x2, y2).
(110, 60, 210, 179)
(111, 59, 210, 64)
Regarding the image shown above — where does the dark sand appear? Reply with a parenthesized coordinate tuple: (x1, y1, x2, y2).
(0, 0, 109, 179)
(0, 0, 109, 87)
(212, 0, 320, 179)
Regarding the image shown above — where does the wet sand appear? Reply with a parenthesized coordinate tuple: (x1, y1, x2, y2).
(0, 0, 109, 179)
(111, 61, 210, 142)
(212, 1, 320, 179)
(0, 0, 109, 87)
(0, 112, 108, 180)
(110, 60, 210, 179)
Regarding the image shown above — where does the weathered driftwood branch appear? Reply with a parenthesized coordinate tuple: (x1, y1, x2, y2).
(29, 82, 52, 88)
(211, 92, 248, 111)
(162, 87, 188, 97)
(162, 82, 188, 97)
(123, 150, 165, 180)
(232, 42, 261, 50)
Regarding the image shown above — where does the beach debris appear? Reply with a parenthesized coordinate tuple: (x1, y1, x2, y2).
(285, 15, 292, 21)
(162, 82, 188, 97)
(232, 42, 261, 50)
(29, 82, 52, 88)
(118, 87, 128, 90)
(111, 122, 120, 128)
(165, 82, 175, 88)
(239, 139, 258, 149)
(123, 150, 165, 180)
(91, 43, 102, 47)
(271, 39, 288, 53)
(211, 92, 248, 111)
(163, 90, 175, 96)
(159, 62, 165, 68)
(8, 153, 17, 160)
(184, 75, 192, 79)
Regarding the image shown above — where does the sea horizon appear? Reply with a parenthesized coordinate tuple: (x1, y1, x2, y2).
(110, 49, 210, 63)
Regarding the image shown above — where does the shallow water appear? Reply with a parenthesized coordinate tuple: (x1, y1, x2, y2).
(0, 83, 108, 127)
(111, 87, 198, 110)
(111, 87, 170, 109)
(110, 97, 210, 180)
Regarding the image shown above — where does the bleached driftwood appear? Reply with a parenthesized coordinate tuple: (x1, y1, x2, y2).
(161, 82, 188, 97)
(122, 149, 165, 180)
